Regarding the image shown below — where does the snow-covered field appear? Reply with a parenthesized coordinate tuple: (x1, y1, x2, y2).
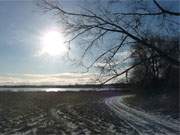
(0, 91, 179, 135)
(0, 91, 137, 135)
(105, 96, 180, 135)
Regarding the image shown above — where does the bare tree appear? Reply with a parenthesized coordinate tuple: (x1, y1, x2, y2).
(38, 0, 180, 84)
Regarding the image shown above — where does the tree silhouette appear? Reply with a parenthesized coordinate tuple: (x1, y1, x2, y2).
(38, 0, 180, 84)
(130, 35, 179, 90)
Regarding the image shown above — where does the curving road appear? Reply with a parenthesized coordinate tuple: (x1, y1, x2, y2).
(105, 96, 180, 135)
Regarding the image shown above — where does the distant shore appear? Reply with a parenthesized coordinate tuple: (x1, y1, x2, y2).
(0, 83, 132, 89)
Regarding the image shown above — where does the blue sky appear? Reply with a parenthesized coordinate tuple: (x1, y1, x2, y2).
(3, 2, 54, 72)
(0, 0, 179, 85)
(0, 1, 58, 74)
(0, 0, 100, 85)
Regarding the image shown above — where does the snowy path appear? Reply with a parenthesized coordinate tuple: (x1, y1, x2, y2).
(105, 96, 180, 135)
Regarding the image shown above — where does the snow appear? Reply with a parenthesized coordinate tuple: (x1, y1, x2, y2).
(105, 95, 180, 135)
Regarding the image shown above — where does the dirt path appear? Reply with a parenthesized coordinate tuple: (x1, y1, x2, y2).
(105, 96, 180, 135)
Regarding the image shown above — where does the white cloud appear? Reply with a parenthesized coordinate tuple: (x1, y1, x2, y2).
(115, 51, 131, 60)
(0, 73, 98, 86)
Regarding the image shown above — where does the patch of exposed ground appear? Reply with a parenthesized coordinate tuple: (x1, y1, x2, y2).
(0, 91, 136, 135)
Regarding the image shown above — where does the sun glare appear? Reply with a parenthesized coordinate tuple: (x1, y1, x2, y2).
(40, 30, 67, 56)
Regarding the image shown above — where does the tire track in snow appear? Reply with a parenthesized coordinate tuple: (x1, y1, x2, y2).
(105, 96, 180, 135)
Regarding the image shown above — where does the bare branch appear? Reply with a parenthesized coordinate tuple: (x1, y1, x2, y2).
(40, 0, 180, 65)
(102, 55, 161, 84)
(82, 30, 108, 58)
(98, 35, 128, 77)
(153, 0, 180, 16)
(87, 41, 136, 69)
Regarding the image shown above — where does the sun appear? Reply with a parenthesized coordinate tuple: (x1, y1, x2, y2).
(40, 30, 67, 56)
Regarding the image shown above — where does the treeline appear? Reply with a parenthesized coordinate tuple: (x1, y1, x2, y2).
(0, 83, 130, 89)
(130, 34, 179, 94)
